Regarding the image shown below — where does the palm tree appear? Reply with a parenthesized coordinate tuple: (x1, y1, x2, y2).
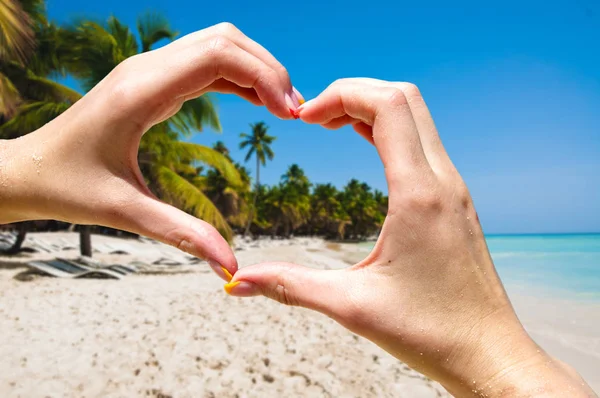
(61, 13, 240, 241)
(339, 179, 384, 239)
(310, 183, 348, 238)
(0, 0, 78, 127)
(203, 142, 251, 231)
(239, 121, 276, 236)
(0, 0, 43, 116)
(281, 163, 310, 189)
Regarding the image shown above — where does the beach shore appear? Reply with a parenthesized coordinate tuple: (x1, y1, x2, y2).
(0, 232, 598, 397)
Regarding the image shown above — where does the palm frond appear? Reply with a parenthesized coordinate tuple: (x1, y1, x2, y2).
(0, 0, 35, 64)
(137, 11, 177, 52)
(168, 95, 220, 136)
(171, 142, 241, 187)
(244, 147, 255, 162)
(24, 72, 82, 103)
(0, 71, 21, 117)
(0, 101, 70, 138)
(106, 16, 138, 57)
(156, 166, 232, 242)
(62, 20, 132, 90)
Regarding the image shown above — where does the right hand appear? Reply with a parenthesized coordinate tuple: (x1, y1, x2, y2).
(0, 23, 303, 280)
(227, 79, 596, 397)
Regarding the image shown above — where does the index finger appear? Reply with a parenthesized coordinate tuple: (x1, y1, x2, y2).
(298, 79, 432, 179)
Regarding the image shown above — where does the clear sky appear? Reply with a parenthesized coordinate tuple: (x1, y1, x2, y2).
(47, 0, 600, 234)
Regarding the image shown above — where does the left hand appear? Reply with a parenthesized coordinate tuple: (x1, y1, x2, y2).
(0, 23, 301, 279)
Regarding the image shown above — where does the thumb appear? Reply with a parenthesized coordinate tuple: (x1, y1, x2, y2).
(107, 194, 238, 281)
(225, 262, 355, 321)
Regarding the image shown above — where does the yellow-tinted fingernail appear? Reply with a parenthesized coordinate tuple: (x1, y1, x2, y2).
(224, 281, 241, 294)
(221, 266, 233, 282)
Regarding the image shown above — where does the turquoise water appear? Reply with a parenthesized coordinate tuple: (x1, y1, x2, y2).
(361, 234, 600, 300)
(486, 234, 600, 300)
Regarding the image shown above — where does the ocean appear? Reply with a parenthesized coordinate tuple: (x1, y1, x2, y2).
(486, 233, 600, 300)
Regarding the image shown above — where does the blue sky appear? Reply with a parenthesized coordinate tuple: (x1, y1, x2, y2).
(47, 0, 600, 234)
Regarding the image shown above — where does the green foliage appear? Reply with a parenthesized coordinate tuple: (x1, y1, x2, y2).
(156, 166, 233, 242)
(0, 0, 43, 64)
(240, 122, 276, 167)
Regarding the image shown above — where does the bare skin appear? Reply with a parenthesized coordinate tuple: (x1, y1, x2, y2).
(226, 79, 597, 397)
(0, 24, 595, 397)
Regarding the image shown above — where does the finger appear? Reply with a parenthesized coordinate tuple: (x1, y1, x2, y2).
(202, 79, 263, 106)
(319, 115, 375, 145)
(110, 194, 238, 282)
(297, 79, 431, 177)
(172, 23, 293, 94)
(224, 262, 354, 322)
(210, 23, 293, 93)
(321, 114, 358, 130)
(358, 79, 453, 173)
(126, 37, 293, 121)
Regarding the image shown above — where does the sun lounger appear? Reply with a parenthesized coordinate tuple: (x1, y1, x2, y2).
(0, 232, 16, 252)
(58, 257, 138, 275)
(152, 257, 184, 266)
(27, 259, 123, 279)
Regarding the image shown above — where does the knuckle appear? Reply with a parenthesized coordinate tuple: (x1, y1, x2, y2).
(163, 227, 194, 255)
(405, 186, 444, 213)
(212, 22, 240, 36)
(206, 36, 233, 57)
(274, 64, 290, 82)
(107, 62, 142, 112)
(329, 78, 350, 90)
(265, 268, 300, 307)
(271, 284, 300, 307)
(384, 88, 409, 108)
(400, 82, 422, 100)
(455, 181, 473, 209)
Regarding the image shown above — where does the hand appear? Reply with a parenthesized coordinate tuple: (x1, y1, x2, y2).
(225, 79, 595, 396)
(0, 23, 303, 280)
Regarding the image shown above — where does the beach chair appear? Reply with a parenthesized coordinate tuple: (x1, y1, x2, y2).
(58, 257, 138, 275)
(27, 259, 123, 279)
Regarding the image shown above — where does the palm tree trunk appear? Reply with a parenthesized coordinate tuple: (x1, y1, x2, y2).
(244, 157, 260, 237)
(80, 226, 92, 257)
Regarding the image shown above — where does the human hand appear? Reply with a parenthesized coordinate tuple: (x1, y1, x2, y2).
(225, 79, 595, 396)
(0, 23, 303, 280)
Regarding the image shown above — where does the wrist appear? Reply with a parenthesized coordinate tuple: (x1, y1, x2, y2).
(438, 313, 592, 397)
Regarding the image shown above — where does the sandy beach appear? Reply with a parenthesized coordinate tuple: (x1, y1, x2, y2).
(0, 232, 598, 397)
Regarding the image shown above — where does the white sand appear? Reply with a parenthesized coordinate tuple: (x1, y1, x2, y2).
(0, 232, 598, 397)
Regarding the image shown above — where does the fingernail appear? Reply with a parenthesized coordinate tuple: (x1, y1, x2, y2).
(284, 92, 296, 110)
(209, 260, 233, 282)
(292, 86, 305, 105)
(298, 98, 313, 109)
(224, 281, 259, 297)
